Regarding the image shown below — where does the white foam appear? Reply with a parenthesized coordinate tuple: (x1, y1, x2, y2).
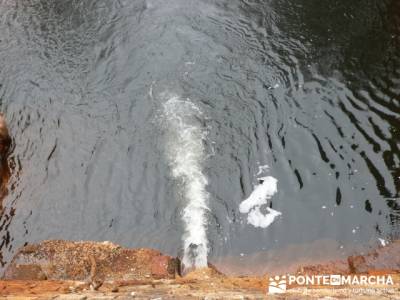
(239, 176, 281, 228)
(378, 238, 387, 247)
(239, 177, 277, 213)
(246, 207, 282, 228)
(256, 164, 269, 176)
(163, 96, 209, 270)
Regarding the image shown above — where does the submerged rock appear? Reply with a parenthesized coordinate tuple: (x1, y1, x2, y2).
(297, 240, 400, 275)
(0, 113, 11, 209)
(0, 113, 11, 157)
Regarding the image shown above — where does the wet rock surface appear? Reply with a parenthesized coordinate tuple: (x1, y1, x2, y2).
(1, 240, 400, 299)
(4, 240, 179, 282)
(297, 240, 400, 275)
(0, 113, 10, 211)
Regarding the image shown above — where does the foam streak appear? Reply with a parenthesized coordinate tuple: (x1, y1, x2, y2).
(163, 96, 209, 270)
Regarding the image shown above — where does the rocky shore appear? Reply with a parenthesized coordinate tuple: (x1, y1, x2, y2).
(1, 240, 399, 299)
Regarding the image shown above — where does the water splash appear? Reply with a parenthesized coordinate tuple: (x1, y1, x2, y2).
(162, 96, 209, 270)
(239, 176, 281, 228)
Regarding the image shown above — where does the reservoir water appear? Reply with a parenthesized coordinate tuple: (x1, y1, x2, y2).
(0, 0, 399, 273)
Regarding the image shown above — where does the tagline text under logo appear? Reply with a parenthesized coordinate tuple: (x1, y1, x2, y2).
(268, 274, 394, 294)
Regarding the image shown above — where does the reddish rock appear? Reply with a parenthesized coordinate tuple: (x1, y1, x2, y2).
(3, 240, 178, 281)
(151, 255, 176, 278)
(0, 113, 10, 209)
(0, 113, 11, 156)
(345, 241, 400, 274)
(297, 240, 400, 275)
(297, 260, 350, 275)
(348, 255, 367, 273)
(1, 239, 400, 299)
(6, 264, 47, 280)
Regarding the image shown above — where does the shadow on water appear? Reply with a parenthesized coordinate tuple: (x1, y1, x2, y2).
(0, 0, 399, 273)
(271, 0, 400, 228)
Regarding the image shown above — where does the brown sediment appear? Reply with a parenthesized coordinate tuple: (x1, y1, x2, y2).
(0, 114, 11, 156)
(213, 238, 368, 276)
(1, 240, 400, 299)
(0, 113, 11, 212)
(0, 113, 11, 268)
(292, 240, 400, 276)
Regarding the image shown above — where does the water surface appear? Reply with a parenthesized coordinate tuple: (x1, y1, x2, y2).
(0, 0, 399, 272)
